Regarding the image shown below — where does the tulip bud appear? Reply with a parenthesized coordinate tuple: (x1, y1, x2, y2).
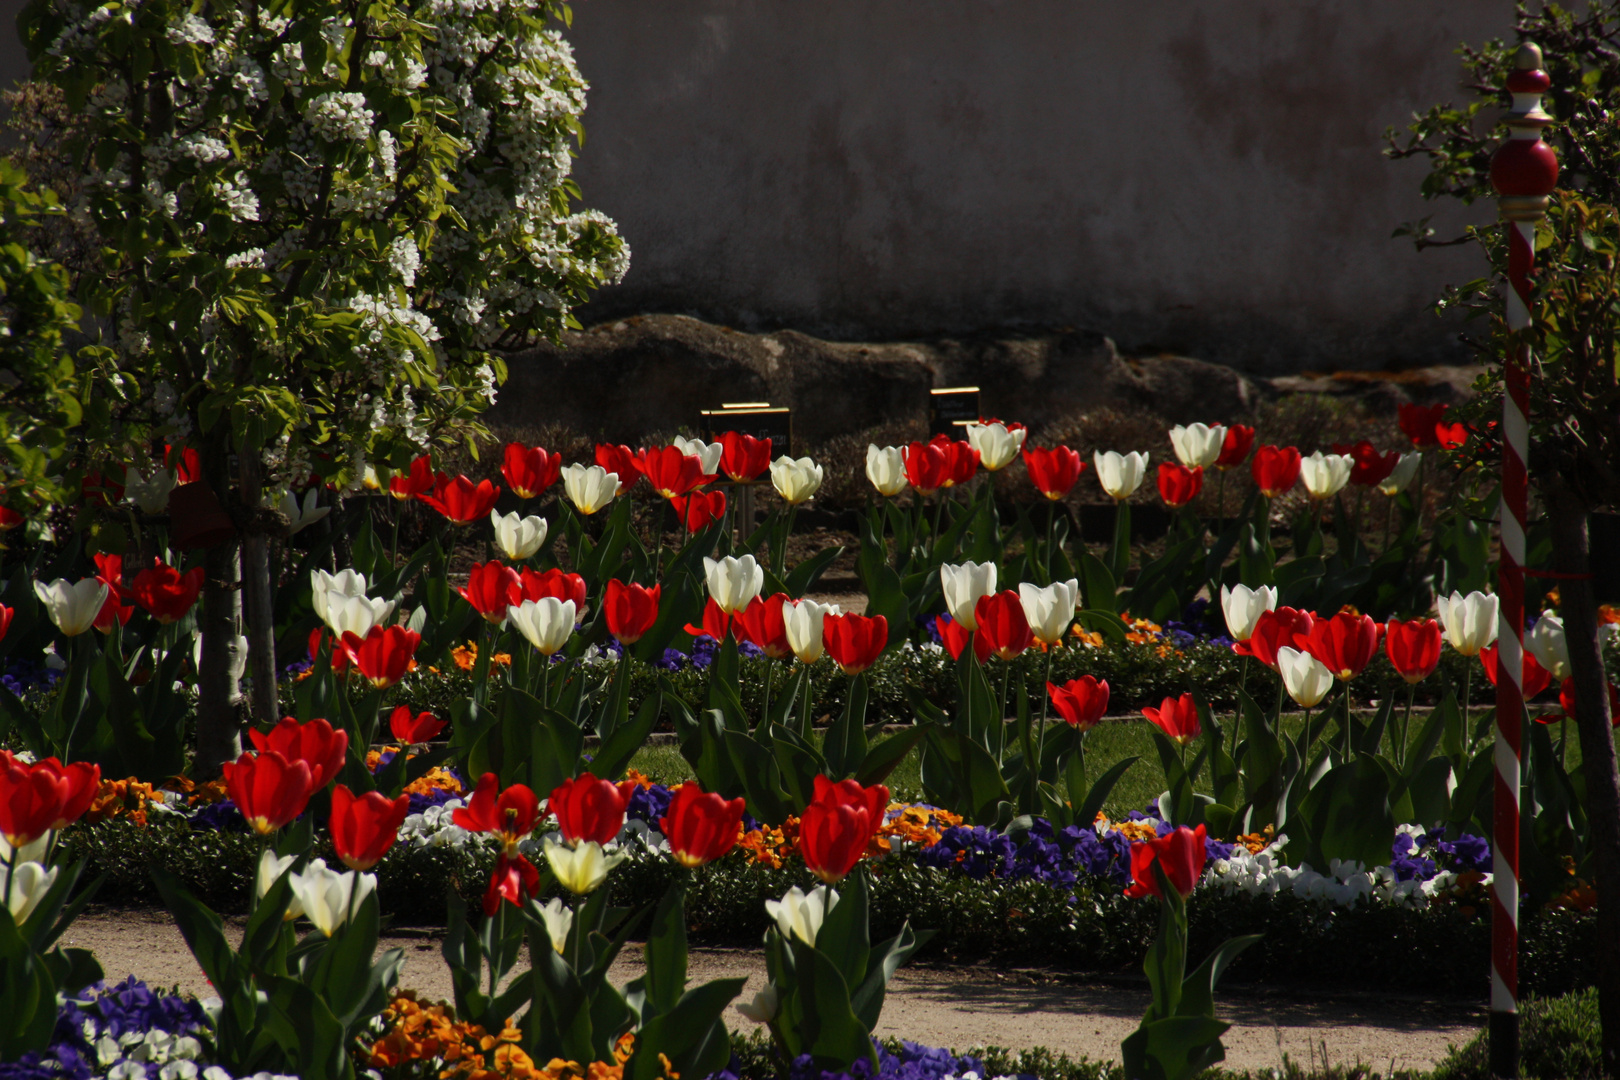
(764, 884, 839, 945)
(311, 569, 367, 625)
(1018, 580, 1080, 646)
(490, 509, 548, 561)
(865, 445, 908, 497)
(671, 435, 724, 477)
(1377, 451, 1422, 496)
(507, 597, 576, 656)
(1219, 584, 1277, 642)
(123, 466, 178, 515)
(1276, 646, 1334, 708)
(1526, 614, 1571, 681)
(1299, 451, 1354, 501)
(534, 896, 574, 953)
(287, 862, 376, 937)
(1435, 590, 1498, 658)
(1093, 451, 1149, 501)
(33, 578, 110, 637)
(736, 984, 779, 1024)
(770, 455, 824, 505)
(278, 490, 331, 537)
(703, 555, 765, 614)
(562, 463, 619, 516)
(784, 598, 840, 663)
(0, 861, 58, 925)
(940, 561, 997, 630)
(543, 837, 625, 895)
(1168, 423, 1226, 470)
(964, 421, 1027, 471)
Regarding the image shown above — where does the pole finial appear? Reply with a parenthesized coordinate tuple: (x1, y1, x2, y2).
(1514, 41, 1544, 71)
(1491, 40, 1558, 223)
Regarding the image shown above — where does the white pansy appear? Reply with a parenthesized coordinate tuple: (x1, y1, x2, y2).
(508, 598, 576, 656)
(865, 445, 908, 497)
(286, 861, 375, 937)
(1168, 424, 1226, 470)
(533, 896, 574, 953)
(543, 837, 625, 895)
(1435, 591, 1499, 657)
(1276, 647, 1334, 708)
(1378, 452, 1422, 496)
(704, 555, 765, 614)
(1299, 451, 1354, 501)
(1220, 584, 1277, 642)
(33, 578, 110, 637)
(770, 456, 824, 505)
(1018, 579, 1080, 646)
(784, 598, 840, 664)
(562, 464, 618, 516)
(1, 860, 58, 924)
(1526, 614, 1570, 681)
(1093, 451, 1149, 501)
(277, 490, 330, 536)
(491, 509, 547, 561)
(965, 422, 1026, 471)
(764, 885, 839, 946)
(671, 436, 723, 476)
(940, 561, 997, 630)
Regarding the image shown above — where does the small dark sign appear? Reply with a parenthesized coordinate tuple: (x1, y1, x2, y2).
(701, 406, 792, 457)
(929, 387, 981, 438)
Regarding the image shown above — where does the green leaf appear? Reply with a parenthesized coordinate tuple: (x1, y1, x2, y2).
(855, 724, 929, 788)
(822, 674, 870, 779)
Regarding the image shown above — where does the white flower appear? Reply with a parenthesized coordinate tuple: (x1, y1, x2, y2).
(33, 578, 109, 637)
(770, 456, 824, 505)
(1378, 452, 1422, 496)
(562, 464, 618, 516)
(124, 467, 177, 515)
(255, 850, 296, 901)
(865, 445, 908, 497)
(784, 598, 840, 664)
(508, 598, 576, 656)
(965, 422, 1026, 471)
(1435, 591, 1499, 658)
(0, 832, 51, 866)
(533, 896, 574, 953)
(1526, 614, 1570, 682)
(765, 885, 838, 946)
(277, 490, 329, 536)
(491, 510, 547, 561)
(940, 561, 997, 630)
(1276, 647, 1334, 708)
(1299, 452, 1354, 501)
(1018, 579, 1080, 646)
(324, 594, 395, 639)
(736, 983, 779, 1023)
(1, 860, 57, 924)
(1168, 424, 1226, 470)
(543, 837, 624, 895)
(286, 862, 375, 937)
(1093, 451, 1149, 501)
(304, 91, 374, 143)
(671, 436, 723, 477)
(310, 569, 367, 625)
(1220, 584, 1277, 642)
(704, 555, 765, 614)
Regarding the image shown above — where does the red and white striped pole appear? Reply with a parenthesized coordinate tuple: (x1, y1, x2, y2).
(1486, 41, 1558, 1080)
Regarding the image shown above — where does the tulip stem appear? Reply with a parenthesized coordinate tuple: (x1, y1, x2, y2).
(1234, 657, 1249, 759)
(1400, 682, 1418, 770)
(390, 498, 402, 568)
(1044, 501, 1057, 586)
(997, 661, 1012, 760)
(1342, 682, 1354, 761)
(798, 663, 813, 739)
(1217, 469, 1228, 523)
(1461, 664, 1473, 758)
(1036, 648, 1055, 768)
(932, 493, 946, 557)
(1382, 495, 1394, 555)
(759, 657, 774, 734)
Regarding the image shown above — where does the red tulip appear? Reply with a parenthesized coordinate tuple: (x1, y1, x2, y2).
(1385, 618, 1442, 685)
(1332, 441, 1399, 488)
(1436, 422, 1470, 450)
(342, 625, 421, 689)
(935, 614, 989, 663)
(719, 431, 772, 483)
(329, 784, 409, 871)
(0, 753, 100, 845)
(1232, 607, 1316, 669)
(484, 852, 542, 916)
(223, 750, 313, 835)
(307, 627, 351, 674)
(1480, 643, 1553, 700)
(1538, 678, 1620, 726)
(671, 489, 726, 531)
(1049, 676, 1109, 731)
(549, 774, 636, 846)
(1296, 611, 1381, 682)
(517, 567, 588, 612)
(1142, 693, 1200, 745)
(1156, 462, 1203, 508)
(81, 470, 125, 507)
(931, 435, 980, 488)
(389, 455, 436, 501)
(604, 580, 661, 645)
(1215, 425, 1255, 470)
(685, 597, 733, 642)
(1022, 446, 1084, 500)
(165, 445, 202, 485)
(734, 593, 793, 659)
(1251, 445, 1302, 498)
(248, 716, 350, 793)
(388, 706, 446, 744)
(799, 774, 889, 884)
(1398, 403, 1448, 448)
(130, 559, 206, 624)
(660, 781, 746, 868)
(92, 553, 135, 632)
(1124, 823, 1207, 900)
(902, 441, 949, 495)
(595, 444, 643, 494)
(420, 474, 501, 524)
(0, 507, 23, 531)
(973, 591, 1034, 661)
(501, 443, 562, 499)
(0, 605, 11, 643)
(459, 560, 522, 624)
(640, 446, 708, 499)
(453, 773, 541, 853)
(824, 613, 889, 675)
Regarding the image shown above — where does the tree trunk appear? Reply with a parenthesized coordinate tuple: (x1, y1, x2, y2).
(194, 537, 245, 777)
(1549, 494, 1620, 1076)
(238, 454, 280, 726)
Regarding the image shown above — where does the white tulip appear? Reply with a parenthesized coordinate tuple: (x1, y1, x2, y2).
(965, 422, 1027, 471)
(562, 464, 618, 516)
(736, 984, 779, 1024)
(255, 850, 305, 921)
(286, 861, 375, 937)
(325, 593, 395, 639)
(764, 885, 839, 946)
(543, 837, 625, 895)
(310, 569, 367, 625)
(33, 578, 110, 637)
(1276, 647, 1335, 708)
(277, 490, 330, 537)
(0, 832, 51, 866)
(490, 509, 547, 561)
(704, 555, 765, 614)
(784, 598, 841, 664)
(1, 861, 57, 925)
(940, 561, 997, 630)
(123, 466, 177, 515)
(1436, 591, 1499, 657)
(508, 598, 576, 656)
(865, 445, 908, 498)
(1018, 579, 1080, 646)
(362, 465, 382, 491)
(1220, 584, 1278, 642)
(533, 896, 574, 953)
(1526, 614, 1570, 682)
(1093, 451, 1149, 501)
(770, 456, 824, 505)
(672, 436, 724, 477)
(1299, 452, 1354, 501)
(1168, 424, 1227, 470)
(1378, 452, 1422, 497)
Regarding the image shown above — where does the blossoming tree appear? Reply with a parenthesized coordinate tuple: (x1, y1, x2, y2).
(20, 0, 629, 770)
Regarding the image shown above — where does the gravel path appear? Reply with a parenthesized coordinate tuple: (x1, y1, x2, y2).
(66, 910, 1482, 1073)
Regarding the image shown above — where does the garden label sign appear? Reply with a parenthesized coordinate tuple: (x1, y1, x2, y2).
(929, 387, 981, 438)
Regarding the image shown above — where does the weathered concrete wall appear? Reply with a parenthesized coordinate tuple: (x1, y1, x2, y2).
(566, 0, 1510, 374)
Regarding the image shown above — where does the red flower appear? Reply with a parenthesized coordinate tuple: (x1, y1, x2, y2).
(517, 567, 588, 612)
(459, 560, 522, 624)
(549, 775, 636, 846)
(1480, 643, 1553, 700)
(420, 475, 501, 524)
(935, 614, 989, 663)
(1125, 823, 1207, 900)
(671, 490, 727, 531)
(1435, 421, 1470, 450)
(659, 781, 746, 868)
(973, 591, 1033, 661)
(1215, 425, 1255, 470)
(389, 706, 446, 744)
(165, 445, 202, 485)
(0, 753, 100, 845)
(640, 446, 709, 499)
(223, 750, 313, 835)
(685, 597, 733, 642)
(604, 580, 661, 645)
(1049, 676, 1109, 731)
(1156, 462, 1204, 508)
(734, 593, 793, 659)
(1022, 446, 1084, 500)
(799, 775, 889, 884)
(1232, 607, 1316, 669)
(1398, 403, 1448, 448)
(0, 507, 23, 531)
(329, 784, 409, 871)
(484, 852, 542, 916)
(823, 613, 889, 675)
(595, 444, 643, 494)
(308, 628, 351, 674)
(389, 456, 436, 501)
(902, 442, 949, 495)
(931, 435, 980, 487)
(1296, 611, 1382, 682)
(501, 443, 562, 499)
(342, 625, 422, 689)
(248, 716, 350, 793)
(0, 605, 11, 643)
(719, 431, 773, 483)
(1142, 693, 1200, 745)
(1385, 618, 1442, 685)
(453, 773, 541, 854)
(81, 470, 125, 507)
(1332, 441, 1399, 488)
(1251, 445, 1302, 498)
(1538, 678, 1620, 726)
(92, 553, 134, 632)
(130, 559, 206, 624)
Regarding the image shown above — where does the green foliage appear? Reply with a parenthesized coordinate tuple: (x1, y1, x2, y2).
(1431, 987, 1606, 1080)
